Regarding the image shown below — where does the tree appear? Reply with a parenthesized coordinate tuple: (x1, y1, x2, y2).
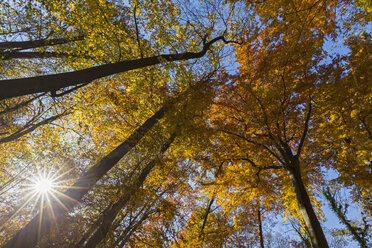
(314, 33, 372, 203)
(0, 0, 238, 99)
(0, 0, 370, 247)
(323, 187, 371, 248)
(3, 105, 164, 248)
(0, 35, 233, 100)
(1, 3, 232, 243)
(208, 0, 342, 243)
(77, 133, 176, 248)
(3, 68, 217, 247)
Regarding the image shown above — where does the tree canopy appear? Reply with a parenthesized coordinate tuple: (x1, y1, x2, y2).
(0, 0, 371, 247)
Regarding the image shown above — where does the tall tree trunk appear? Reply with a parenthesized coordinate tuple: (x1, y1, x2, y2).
(285, 158, 329, 248)
(0, 36, 225, 100)
(80, 133, 176, 248)
(257, 202, 265, 248)
(200, 197, 215, 238)
(3, 107, 165, 248)
(323, 188, 369, 248)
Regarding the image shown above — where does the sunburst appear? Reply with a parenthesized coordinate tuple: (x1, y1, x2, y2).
(31, 176, 55, 194)
(0, 166, 79, 232)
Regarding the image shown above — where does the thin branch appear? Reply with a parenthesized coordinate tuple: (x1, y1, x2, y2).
(240, 158, 282, 171)
(200, 161, 224, 238)
(0, 35, 84, 51)
(296, 98, 312, 158)
(199, 197, 215, 238)
(219, 129, 284, 164)
(246, 85, 274, 138)
(0, 93, 46, 116)
(0, 51, 92, 60)
(0, 112, 68, 144)
(133, 5, 143, 58)
(50, 82, 90, 98)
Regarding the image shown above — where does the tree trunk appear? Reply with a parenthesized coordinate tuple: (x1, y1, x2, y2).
(0, 36, 224, 100)
(285, 159, 329, 248)
(257, 203, 265, 248)
(3, 107, 165, 248)
(323, 188, 368, 248)
(200, 197, 215, 238)
(80, 133, 176, 248)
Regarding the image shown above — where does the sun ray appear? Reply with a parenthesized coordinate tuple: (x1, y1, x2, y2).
(3, 166, 81, 231)
(49, 191, 70, 212)
(38, 193, 45, 238)
(45, 194, 57, 223)
(52, 190, 81, 205)
(29, 193, 42, 214)
(49, 167, 76, 182)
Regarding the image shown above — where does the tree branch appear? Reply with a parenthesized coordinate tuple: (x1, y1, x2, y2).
(0, 36, 227, 100)
(199, 197, 215, 238)
(0, 35, 84, 51)
(0, 93, 46, 116)
(219, 129, 284, 164)
(0, 112, 67, 144)
(0, 51, 91, 60)
(296, 98, 312, 158)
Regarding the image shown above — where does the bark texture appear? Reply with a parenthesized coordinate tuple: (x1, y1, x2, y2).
(0, 36, 224, 100)
(80, 133, 176, 248)
(284, 157, 329, 248)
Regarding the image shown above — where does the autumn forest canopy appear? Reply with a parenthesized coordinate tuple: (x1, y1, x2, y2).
(0, 0, 371, 247)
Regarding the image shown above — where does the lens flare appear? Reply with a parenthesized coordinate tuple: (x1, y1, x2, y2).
(33, 178, 54, 194)
(0, 166, 80, 232)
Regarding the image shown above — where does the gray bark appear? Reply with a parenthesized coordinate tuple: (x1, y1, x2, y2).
(0, 36, 224, 100)
(285, 158, 329, 248)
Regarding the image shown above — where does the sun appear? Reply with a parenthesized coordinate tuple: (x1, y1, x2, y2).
(33, 178, 55, 194)
(0, 167, 79, 232)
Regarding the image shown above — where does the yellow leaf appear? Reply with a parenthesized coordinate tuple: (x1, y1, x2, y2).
(350, 109, 358, 118)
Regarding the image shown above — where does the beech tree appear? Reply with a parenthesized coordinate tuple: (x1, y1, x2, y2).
(0, 0, 238, 99)
(324, 187, 370, 248)
(0, 0, 370, 247)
